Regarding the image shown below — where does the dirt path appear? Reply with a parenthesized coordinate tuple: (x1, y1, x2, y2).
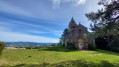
(5, 47, 25, 49)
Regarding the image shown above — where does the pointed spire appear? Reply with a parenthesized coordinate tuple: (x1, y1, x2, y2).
(71, 17, 74, 21)
(70, 17, 76, 24)
(68, 17, 77, 30)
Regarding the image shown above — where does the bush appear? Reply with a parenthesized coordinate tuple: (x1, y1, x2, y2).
(67, 42, 75, 50)
(51, 44, 57, 47)
(111, 47, 119, 53)
(0, 42, 5, 55)
(25, 46, 50, 49)
(108, 35, 119, 52)
(88, 44, 96, 50)
(25, 46, 33, 49)
(95, 37, 108, 50)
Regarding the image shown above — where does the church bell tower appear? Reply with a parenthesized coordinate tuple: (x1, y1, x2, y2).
(68, 17, 77, 32)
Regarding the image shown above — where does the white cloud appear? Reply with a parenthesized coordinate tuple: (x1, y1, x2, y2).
(0, 26, 59, 43)
(0, 26, 11, 31)
(27, 30, 49, 34)
(0, 1, 32, 17)
(0, 1, 55, 20)
(0, 20, 63, 36)
(76, 0, 86, 5)
(51, 0, 86, 9)
(53, 31, 63, 36)
(52, 0, 61, 9)
(10, 20, 63, 36)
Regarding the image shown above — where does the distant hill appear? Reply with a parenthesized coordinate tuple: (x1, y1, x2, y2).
(5, 42, 56, 47)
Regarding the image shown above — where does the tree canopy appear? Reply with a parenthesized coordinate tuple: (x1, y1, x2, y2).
(85, 0, 119, 52)
(86, 0, 119, 37)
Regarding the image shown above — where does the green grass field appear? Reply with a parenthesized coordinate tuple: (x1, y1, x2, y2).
(0, 46, 119, 67)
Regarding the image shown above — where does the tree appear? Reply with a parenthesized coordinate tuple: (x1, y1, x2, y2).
(63, 28, 69, 35)
(86, 0, 119, 37)
(85, 0, 119, 51)
(58, 35, 63, 45)
(86, 0, 119, 35)
(0, 42, 5, 55)
(59, 28, 69, 46)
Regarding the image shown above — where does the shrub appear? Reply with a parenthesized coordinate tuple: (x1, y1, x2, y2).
(108, 35, 119, 52)
(67, 42, 75, 50)
(51, 44, 57, 47)
(111, 47, 119, 53)
(25, 46, 34, 49)
(95, 37, 108, 50)
(88, 44, 96, 50)
(0, 42, 5, 55)
(108, 36, 119, 47)
(25, 46, 50, 49)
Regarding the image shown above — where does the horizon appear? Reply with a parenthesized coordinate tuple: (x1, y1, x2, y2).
(0, 0, 102, 43)
(4, 41, 58, 43)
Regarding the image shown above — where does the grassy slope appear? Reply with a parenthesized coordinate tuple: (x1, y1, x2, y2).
(0, 46, 119, 67)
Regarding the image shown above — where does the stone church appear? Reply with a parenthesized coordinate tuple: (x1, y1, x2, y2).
(63, 17, 88, 50)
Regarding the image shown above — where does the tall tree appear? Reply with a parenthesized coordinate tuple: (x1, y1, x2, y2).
(86, 0, 119, 37)
(85, 0, 119, 51)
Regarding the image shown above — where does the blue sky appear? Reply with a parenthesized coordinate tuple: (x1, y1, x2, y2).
(0, 0, 102, 43)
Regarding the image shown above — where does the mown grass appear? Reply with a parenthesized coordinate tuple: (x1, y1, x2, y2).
(0, 46, 119, 67)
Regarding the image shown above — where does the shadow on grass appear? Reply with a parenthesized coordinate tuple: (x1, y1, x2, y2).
(93, 49, 119, 56)
(8, 60, 119, 67)
(38, 46, 77, 52)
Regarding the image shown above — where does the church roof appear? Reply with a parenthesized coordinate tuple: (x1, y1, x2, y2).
(78, 23, 87, 29)
(70, 17, 76, 24)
